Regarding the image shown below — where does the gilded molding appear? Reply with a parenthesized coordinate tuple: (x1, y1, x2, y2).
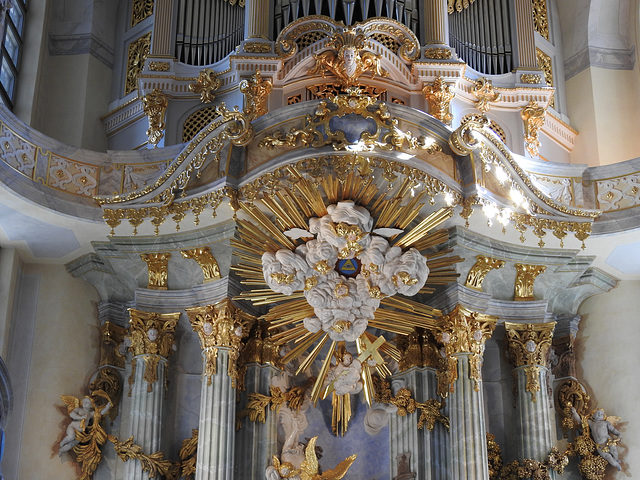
(127, 309, 180, 391)
(149, 61, 170, 71)
(521, 100, 546, 158)
(465, 255, 505, 290)
(514, 263, 546, 301)
(505, 322, 555, 402)
(244, 41, 272, 53)
(240, 71, 272, 120)
(422, 77, 455, 125)
(142, 88, 168, 147)
(180, 246, 221, 282)
(424, 48, 452, 59)
(473, 78, 501, 114)
(186, 299, 254, 387)
(437, 305, 497, 392)
(189, 69, 221, 103)
(140, 252, 171, 290)
(131, 0, 154, 27)
(520, 73, 541, 84)
(125, 32, 151, 95)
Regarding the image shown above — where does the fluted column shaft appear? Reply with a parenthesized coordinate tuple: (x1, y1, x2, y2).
(505, 322, 557, 467)
(422, 0, 448, 45)
(151, 0, 175, 55)
(514, 0, 538, 68)
(124, 309, 180, 480)
(438, 306, 496, 480)
(244, 0, 270, 39)
(187, 300, 253, 480)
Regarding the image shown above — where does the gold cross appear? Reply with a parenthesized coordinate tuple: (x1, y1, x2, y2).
(357, 335, 385, 366)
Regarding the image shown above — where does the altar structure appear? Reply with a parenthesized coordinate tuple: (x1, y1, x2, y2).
(0, 1, 638, 479)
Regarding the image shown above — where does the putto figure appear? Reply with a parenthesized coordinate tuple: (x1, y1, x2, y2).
(59, 394, 112, 455)
(572, 407, 623, 471)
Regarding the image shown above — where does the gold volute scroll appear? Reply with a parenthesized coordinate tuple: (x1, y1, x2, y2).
(514, 263, 547, 301)
(186, 299, 254, 387)
(240, 71, 273, 120)
(465, 255, 505, 290)
(189, 69, 222, 103)
(140, 252, 171, 289)
(422, 77, 455, 125)
(127, 309, 180, 391)
(143, 89, 169, 147)
(504, 322, 556, 402)
(473, 78, 501, 113)
(521, 101, 546, 158)
(181, 246, 221, 282)
(438, 305, 497, 393)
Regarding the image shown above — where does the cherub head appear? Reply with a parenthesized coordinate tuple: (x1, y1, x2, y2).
(147, 327, 159, 342)
(341, 46, 358, 77)
(593, 409, 605, 421)
(81, 397, 92, 410)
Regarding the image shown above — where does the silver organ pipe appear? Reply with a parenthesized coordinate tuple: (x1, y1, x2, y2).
(175, 0, 245, 66)
(448, 0, 513, 75)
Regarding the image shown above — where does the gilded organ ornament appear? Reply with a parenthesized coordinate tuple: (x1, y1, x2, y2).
(189, 69, 222, 103)
(125, 32, 151, 95)
(142, 88, 169, 147)
(422, 77, 455, 125)
(521, 100, 546, 158)
(465, 255, 505, 290)
(240, 71, 272, 120)
(504, 322, 555, 402)
(180, 246, 221, 282)
(140, 252, 171, 289)
(127, 309, 180, 391)
(514, 263, 546, 301)
(308, 28, 388, 88)
(131, 0, 154, 27)
(473, 78, 501, 113)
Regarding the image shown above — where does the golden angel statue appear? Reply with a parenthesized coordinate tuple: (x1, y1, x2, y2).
(266, 436, 356, 480)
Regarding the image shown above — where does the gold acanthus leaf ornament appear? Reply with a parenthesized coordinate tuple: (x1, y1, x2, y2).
(308, 27, 388, 88)
(108, 435, 180, 479)
(140, 252, 171, 290)
(514, 263, 547, 301)
(271, 437, 357, 480)
(180, 246, 221, 282)
(189, 68, 222, 103)
(465, 255, 505, 290)
(422, 76, 455, 125)
(473, 78, 501, 113)
(142, 88, 169, 147)
(240, 71, 272, 120)
(521, 100, 547, 158)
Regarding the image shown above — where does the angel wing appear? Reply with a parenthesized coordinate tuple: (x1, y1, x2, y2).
(606, 415, 622, 425)
(61, 395, 80, 414)
(299, 437, 320, 479)
(318, 454, 357, 480)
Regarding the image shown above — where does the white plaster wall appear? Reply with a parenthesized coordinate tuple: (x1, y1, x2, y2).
(577, 280, 640, 478)
(4, 264, 100, 480)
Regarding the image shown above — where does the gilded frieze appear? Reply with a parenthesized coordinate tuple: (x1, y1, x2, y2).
(125, 32, 151, 95)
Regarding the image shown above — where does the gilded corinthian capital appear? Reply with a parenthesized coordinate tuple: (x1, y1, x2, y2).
(127, 309, 180, 391)
(186, 299, 254, 386)
(505, 322, 555, 402)
(437, 305, 497, 393)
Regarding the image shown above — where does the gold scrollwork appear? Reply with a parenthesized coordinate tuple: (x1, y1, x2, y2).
(424, 48, 453, 59)
(238, 383, 312, 426)
(181, 246, 221, 282)
(422, 77, 455, 125)
(127, 309, 180, 391)
(89, 367, 122, 423)
(186, 299, 254, 387)
(465, 255, 505, 290)
(140, 252, 171, 289)
(189, 69, 222, 103)
(179, 429, 198, 479)
(520, 74, 541, 84)
(240, 71, 272, 120)
(532, 0, 550, 40)
(260, 87, 443, 153)
(131, 0, 154, 27)
(108, 435, 180, 478)
(244, 41, 272, 53)
(125, 32, 151, 95)
(143, 88, 168, 147)
(149, 61, 170, 72)
(521, 100, 546, 158)
(514, 263, 546, 301)
(437, 305, 497, 392)
(473, 78, 501, 114)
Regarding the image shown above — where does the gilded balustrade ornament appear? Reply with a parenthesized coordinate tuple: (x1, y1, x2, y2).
(180, 246, 221, 282)
(189, 69, 222, 103)
(140, 252, 171, 290)
(422, 77, 455, 125)
(514, 263, 547, 301)
(186, 299, 252, 387)
(437, 305, 497, 392)
(504, 322, 555, 402)
(142, 88, 169, 147)
(521, 100, 546, 158)
(240, 71, 272, 120)
(308, 27, 388, 88)
(127, 309, 180, 391)
(473, 78, 501, 114)
(464, 255, 505, 290)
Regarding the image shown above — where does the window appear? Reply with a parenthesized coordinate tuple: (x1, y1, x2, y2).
(0, 0, 27, 108)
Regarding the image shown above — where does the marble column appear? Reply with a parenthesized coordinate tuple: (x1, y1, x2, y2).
(235, 324, 280, 480)
(186, 299, 251, 480)
(438, 305, 496, 480)
(505, 322, 557, 466)
(124, 309, 180, 480)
